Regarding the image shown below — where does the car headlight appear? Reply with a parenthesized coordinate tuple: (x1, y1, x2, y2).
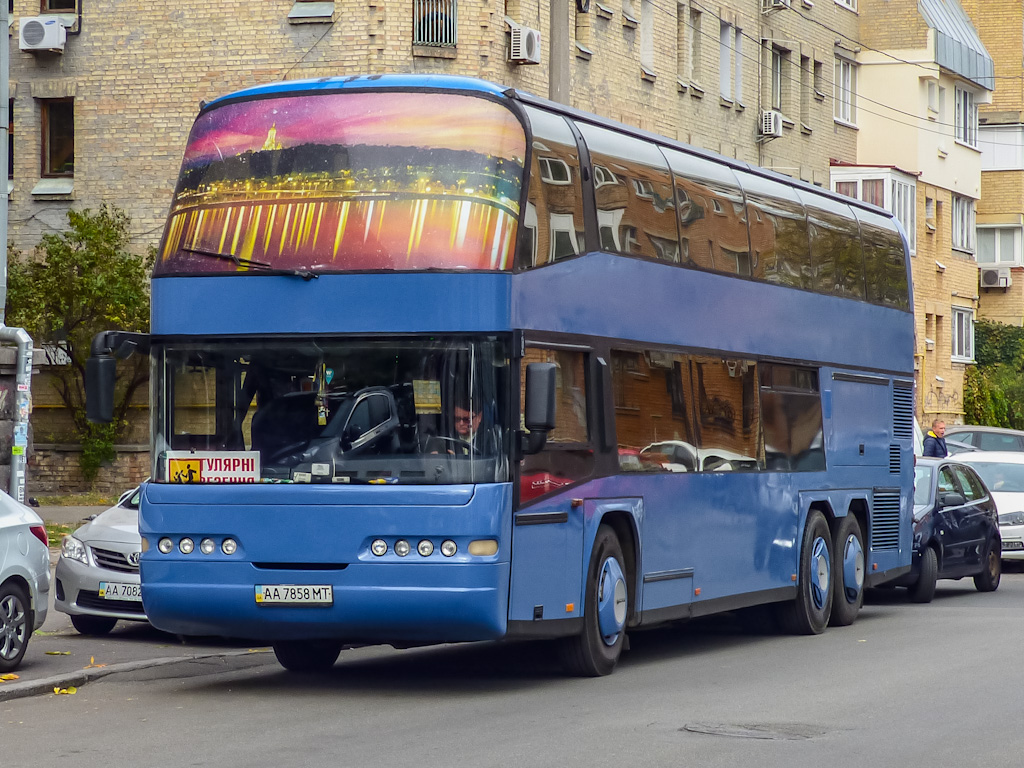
(999, 511, 1024, 526)
(61, 535, 88, 565)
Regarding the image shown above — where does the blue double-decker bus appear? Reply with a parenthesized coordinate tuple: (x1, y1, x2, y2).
(88, 74, 915, 676)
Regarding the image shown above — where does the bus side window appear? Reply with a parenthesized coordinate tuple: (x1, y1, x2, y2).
(518, 107, 585, 269)
(802, 194, 866, 300)
(760, 364, 824, 472)
(610, 349, 697, 473)
(519, 348, 595, 502)
(856, 209, 910, 309)
(576, 123, 678, 264)
(692, 356, 762, 472)
(734, 171, 810, 287)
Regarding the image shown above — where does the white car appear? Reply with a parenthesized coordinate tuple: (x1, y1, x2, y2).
(0, 490, 50, 671)
(55, 487, 146, 634)
(956, 452, 1024, 561)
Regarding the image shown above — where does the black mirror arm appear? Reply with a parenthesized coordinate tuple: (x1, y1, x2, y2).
(520, 429, 549, 456)
(91, 330, 152, 360)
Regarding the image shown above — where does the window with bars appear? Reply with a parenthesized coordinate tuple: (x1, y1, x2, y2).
(413, 0, 456, 47)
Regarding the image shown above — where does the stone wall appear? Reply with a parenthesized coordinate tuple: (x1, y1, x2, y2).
(27, 445, 150, 496)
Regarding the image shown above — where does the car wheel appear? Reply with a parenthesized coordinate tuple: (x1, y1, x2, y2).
(559, 524, 629, 676)
(70, 614, 118, 636)
(0, 581, 31, 673)
(273, 640, 342, 672)
(973, 539, 1001, 593)
(909, 547, 938, 603)
(829, 515, 865, 627)
(776, 510, 833, 634)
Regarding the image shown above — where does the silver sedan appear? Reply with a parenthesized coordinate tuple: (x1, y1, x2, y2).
(54, 487, 146, 635)
(0, 490, 50, 670)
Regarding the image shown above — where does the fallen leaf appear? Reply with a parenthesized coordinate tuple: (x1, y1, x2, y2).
(0, 673, 20, 681)
(83, 656, 106, 669)
(45, 651, 71, 656)
(53, 686, 77, 695)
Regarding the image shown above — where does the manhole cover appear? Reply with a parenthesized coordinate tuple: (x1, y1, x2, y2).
(682, 723, 825, 741)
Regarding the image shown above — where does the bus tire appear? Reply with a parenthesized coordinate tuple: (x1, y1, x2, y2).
(777, 510, 833, 635)
(908, 546, 937, 603)
(829, 515, 865, 627)
(559, 525, 628, 677)
(273, 640, 342, 672)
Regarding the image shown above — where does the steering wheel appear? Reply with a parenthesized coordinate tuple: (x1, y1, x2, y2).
(429, 436, 480, 456)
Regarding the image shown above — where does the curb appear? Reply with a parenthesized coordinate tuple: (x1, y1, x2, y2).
(0, 649, 274, 702)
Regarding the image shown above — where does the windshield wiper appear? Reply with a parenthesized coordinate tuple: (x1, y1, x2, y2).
(182, 246, 319, 281)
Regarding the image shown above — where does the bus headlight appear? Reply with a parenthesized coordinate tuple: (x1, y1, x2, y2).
(158, 538, 174, 554)
(200, 538, 216, 555)
(394, 539, 411, 557)
(417, 539, 434, 557)
(222, 538, 238, 555)
(179, 537, 195, 554)
(371, 539, 388, 556)
(440, 540, 457, 557)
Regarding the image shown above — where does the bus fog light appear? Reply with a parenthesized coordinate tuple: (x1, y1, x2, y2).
(222, 538, 238, 555)
(441, 540, 457, 557)
(179, 537, 195, 554)
(417, 539, 434, 557)
(371, 539, 388, 556)
(158, 537, 174, 554)
(200, 538, 215, 555)
(394, 539, 411, 557)
(468, 539, 498, 556)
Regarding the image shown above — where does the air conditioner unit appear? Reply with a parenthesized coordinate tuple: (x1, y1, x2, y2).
(980, 265, 1012, 289)
(760, 109, 784, 138)
(19, 16, 66, 52)
(508, 24, 542, 65)
(761, 0, 791, 12)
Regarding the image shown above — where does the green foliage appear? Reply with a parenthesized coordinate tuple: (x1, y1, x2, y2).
(5, 205, 153, 481)
(966, 320, 1024, 430)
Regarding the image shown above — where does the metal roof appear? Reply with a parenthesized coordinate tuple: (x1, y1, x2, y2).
(918, 0, 994, 90)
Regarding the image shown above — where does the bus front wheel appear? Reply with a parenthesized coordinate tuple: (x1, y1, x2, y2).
(559, 525, 629, 677)
(777, 510, 833, 634)
(273, 640, 343, 672)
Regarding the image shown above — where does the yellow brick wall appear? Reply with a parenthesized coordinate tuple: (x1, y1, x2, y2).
(962, 0, 1023, 116)
(857, 0, 930, 51)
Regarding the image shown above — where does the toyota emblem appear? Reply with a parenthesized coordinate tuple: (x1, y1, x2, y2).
(128, 551, 141, 567)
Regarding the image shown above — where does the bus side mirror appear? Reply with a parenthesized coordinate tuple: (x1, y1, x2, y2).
(523, 362, 557, 455)
(86, 352, 116, 424)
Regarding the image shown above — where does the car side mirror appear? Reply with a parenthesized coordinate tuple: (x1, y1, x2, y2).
(940, 492, 965, 508)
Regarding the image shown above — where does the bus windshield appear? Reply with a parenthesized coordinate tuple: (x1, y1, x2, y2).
(154, 90, 527, 276)
(152, 336, 511, 485)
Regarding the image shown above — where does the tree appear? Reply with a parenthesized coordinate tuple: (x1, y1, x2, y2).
(5, 205, 153, 479)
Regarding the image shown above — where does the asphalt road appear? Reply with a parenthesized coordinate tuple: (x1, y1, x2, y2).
(4, 565, 1024, 768)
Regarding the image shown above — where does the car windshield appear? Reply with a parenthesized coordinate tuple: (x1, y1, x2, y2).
(152, 336, 511, 485)
(914, 465, 934, 505)
(966, 462, 1024, 493)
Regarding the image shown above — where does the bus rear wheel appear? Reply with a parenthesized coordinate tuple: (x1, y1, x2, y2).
(829, 515, 865, 627)
(777, 510, 833, 634)
(559, 525, 628, 677)
(273, 640, 343, 672)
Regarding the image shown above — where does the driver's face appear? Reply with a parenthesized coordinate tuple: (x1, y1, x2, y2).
(454, 407, 482, 437)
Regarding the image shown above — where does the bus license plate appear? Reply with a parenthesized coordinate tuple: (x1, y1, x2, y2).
(255, 585, 333, 606)
(99, 581, 142, 602)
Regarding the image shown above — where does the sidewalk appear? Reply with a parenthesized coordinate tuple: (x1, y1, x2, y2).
(35, 504, 110, 527)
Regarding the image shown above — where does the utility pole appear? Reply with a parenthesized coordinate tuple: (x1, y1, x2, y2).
(0, 3, 36, 504)
(549, 0, 570, 105)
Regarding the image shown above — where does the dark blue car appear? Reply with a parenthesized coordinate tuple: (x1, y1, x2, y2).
(890, 457, 1001, 602)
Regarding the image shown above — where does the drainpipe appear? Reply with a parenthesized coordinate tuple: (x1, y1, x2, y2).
(0, 2, 35, 504)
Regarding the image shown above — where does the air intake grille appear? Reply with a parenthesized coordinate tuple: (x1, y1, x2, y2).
(872, 490, 901, 550)
(892, 382, 914, 440)
(889, 444, 901, 474)
(91, 546, 139, 574)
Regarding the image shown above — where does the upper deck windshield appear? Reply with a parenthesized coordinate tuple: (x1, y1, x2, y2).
(152, 336, 511, 485)
(154, 90, 526, 277)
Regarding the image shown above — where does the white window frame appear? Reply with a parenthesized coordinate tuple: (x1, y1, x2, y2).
(955, 85, 979, 148)
(830, 168, 917, 255)
(952, 306, 974, 363)
(951, 194, 975, 254)
(834, 55, 857, 126)
(719, 21, 733, 100)
(977, 226, 1022, 265)
(835, 0, 856, 10)
(539, 157, 572, 185)
(980, 125, 1024, 171)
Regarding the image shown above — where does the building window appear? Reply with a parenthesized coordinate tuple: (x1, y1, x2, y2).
(951, 194, 975, 253)
(891, 178, 916, 254)
(952, 307, 974, 362)
(413, 0, 456, 47)
(640, 0, 654, 70)
(834, 56, 856, 125)
(955, 86, 978, 148)
(835, 0, 856, 10)
(539, 157, 571, 185)
(771, 47, 784, 111)
(44, 0, 77, 10)
(719, 22, 732, 100)
(977, 227, 1022, 265)
(41, 98, 73, 177)
(734, 29, 742, 102)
